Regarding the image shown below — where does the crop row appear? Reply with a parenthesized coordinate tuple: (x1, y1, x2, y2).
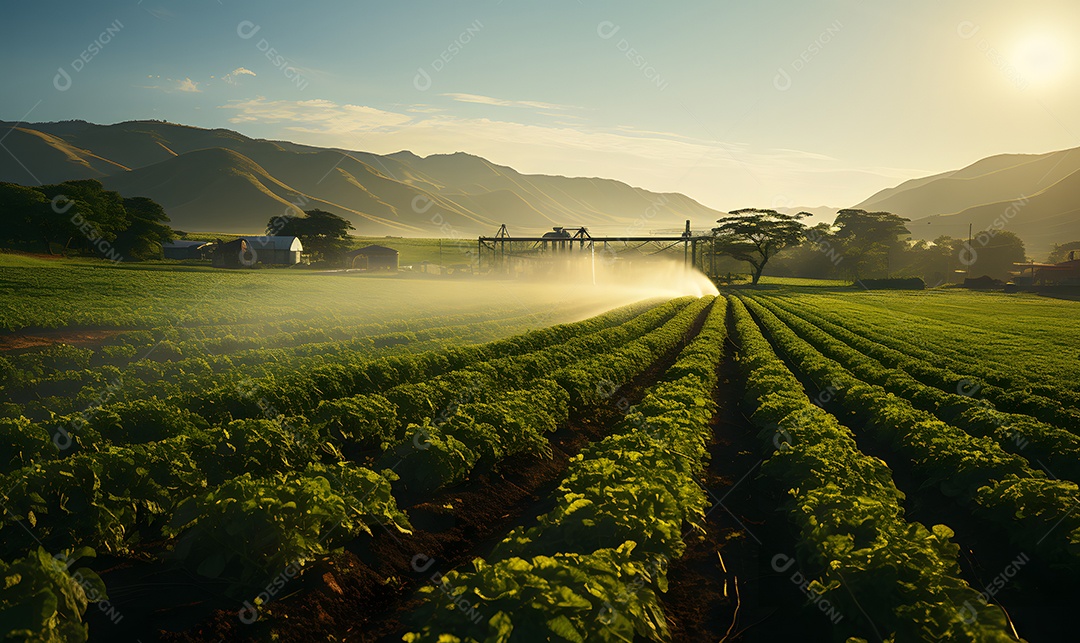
(780, 293, 1080, 409)
(754, 296, 1080, 483)
(29, 299, 677, 454)
(729, 296, 1020, 641)
(742, 296, 1080, 575)
(770, 295, 1080, 424)
(402, 297, 726, 642)
(378, 297, 713, 496)
(0, 300, 686, 559)
(0, 297, 710, 641)
(7, 301, 658, 421)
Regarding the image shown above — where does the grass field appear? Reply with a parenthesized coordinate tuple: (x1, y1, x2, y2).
(1, 261, 1078, 642)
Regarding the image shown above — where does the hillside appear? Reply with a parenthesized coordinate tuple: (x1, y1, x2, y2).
(855, 147, 1080, 258)
(0, 119, 723, 236)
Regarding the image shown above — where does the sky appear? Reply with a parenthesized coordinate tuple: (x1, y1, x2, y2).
(4, 0, 1080, 211)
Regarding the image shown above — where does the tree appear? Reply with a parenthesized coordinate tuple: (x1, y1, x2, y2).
(832, 209, 911, 279)
(0, 180, 175, 259)
(1048, 241, 1080, 264)
(269, 209, 354, 262)
(960, 229, 1026, 280)
(712, 209, 807, 285)
(0, 182, 51, 249)
(114, 197, 175, 260)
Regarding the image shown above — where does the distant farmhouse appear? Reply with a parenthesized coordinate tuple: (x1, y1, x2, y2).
(1015, 251, 1080, 286)
(211, 236, 303, 268)
(162, 240, 212, 260)
(347, 245, 398, 271)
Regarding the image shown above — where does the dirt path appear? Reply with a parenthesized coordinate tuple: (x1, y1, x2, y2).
(0, 328, 124, 351)
(659, 308, 831, 642)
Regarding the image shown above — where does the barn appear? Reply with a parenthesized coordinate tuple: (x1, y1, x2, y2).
(163, 240, 212, 260)
(245, 236, 304, 265)
(347, 245, 399, 271)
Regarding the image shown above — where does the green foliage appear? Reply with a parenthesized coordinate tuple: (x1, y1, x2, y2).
(404, 543, 669, 643)
(0, 417, 57, 475)
(713, 208, 807, 284)
(0, 547, 107, 643)
(166, 464, 410, 596)
(0, 180, 173, 259)
(730, 296, 1019, 641)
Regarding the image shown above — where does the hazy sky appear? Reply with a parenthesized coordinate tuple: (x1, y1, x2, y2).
(4, 0, 1080, 210)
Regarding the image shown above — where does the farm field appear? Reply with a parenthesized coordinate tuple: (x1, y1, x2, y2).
(1, 263, 1078, 642)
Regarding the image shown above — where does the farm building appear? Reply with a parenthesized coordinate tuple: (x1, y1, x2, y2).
(162, 240, 212, 260)
(211, 239, 248, 268)
(210, 236, 303, 268)
(1014, 253, 1080, 286)
(245, 236, 303, 265)
(347, 245, 398, 270)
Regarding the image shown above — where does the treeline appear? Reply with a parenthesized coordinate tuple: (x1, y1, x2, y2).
(0, 180, 173, 261)
(712, 208, 1028, 285)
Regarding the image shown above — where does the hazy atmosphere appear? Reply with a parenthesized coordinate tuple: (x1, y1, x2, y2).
(2, 2, 1080, 643)
(6, 0, 1080, 209)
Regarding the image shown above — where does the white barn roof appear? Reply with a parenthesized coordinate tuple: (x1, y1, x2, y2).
(244, 236, 303, 252)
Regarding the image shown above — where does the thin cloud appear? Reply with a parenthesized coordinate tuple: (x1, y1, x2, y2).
(223, 67, 257, 85)
(138, 76, 202, 93)
(219, 97, 412, 134)
(441, 92, 577, 111)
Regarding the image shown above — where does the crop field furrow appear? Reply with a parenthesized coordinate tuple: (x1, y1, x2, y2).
(741, 296, 1080, 580)
(729, 296, 1022, 642)
(397, 297, 726, 642)
(145, 299, 718, 642)
(6, 248, 1080, 643)
(770, 293, 1080, 415)
(787, 293, 1080, 400)
(750, 295, 1080, 483)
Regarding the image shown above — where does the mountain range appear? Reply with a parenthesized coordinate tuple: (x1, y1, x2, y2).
(2, 118, 1077, 258)
(0, 119, 723, 238)
(856, 148, 1080, 259)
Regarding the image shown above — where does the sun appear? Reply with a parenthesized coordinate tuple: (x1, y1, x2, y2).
(1011, 33, 1068, 86)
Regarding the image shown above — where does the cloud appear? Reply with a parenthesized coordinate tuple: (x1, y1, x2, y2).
(175, 77, 201, 93)
(223, 67, 257, 85)
(219, 97, 412, 135)
(407, 104, 444, 114)
(138, 76, 202, 93)
(441, 93, 577, 111)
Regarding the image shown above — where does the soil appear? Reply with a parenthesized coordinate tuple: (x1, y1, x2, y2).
(657, 310, 834, 642)
(0, 328, 124, 351)
(92, 304, 713, 642)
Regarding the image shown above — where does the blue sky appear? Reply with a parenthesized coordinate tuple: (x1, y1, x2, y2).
(4, 0, 1080, 209)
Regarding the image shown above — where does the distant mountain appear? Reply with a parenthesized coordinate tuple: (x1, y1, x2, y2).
(855, 148, 1080, 259)
(0, 119, 723, 237)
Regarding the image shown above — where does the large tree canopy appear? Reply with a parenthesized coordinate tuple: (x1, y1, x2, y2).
(832, 209, 911, 279)
(268, 209, 355, 262)
(712, 209, 807, 285)
(0, 180, 173, 260)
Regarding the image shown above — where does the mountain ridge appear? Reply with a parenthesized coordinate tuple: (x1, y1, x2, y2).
(0, 118, 724, 237)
